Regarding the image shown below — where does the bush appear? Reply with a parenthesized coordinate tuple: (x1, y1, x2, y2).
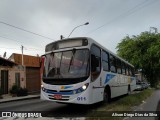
(17, 87, 28, 96)
(10, 84, 19, 95)
(10, 85, 28, 97)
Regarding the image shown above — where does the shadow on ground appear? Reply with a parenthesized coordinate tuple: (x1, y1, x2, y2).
(43, 94, 128, 117)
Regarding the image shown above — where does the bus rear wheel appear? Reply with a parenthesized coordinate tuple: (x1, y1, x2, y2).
(127, 85, 131, 95)
(103, 89, 109, 103)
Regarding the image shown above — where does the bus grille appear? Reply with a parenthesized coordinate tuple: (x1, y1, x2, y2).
(46, 89, 73, 95)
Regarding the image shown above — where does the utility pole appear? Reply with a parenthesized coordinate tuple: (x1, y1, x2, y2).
(21, 45, 24, 66)
(60, 35, 64, 40)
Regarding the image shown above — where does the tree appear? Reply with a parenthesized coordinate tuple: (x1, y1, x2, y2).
(116, 31, 160, 87)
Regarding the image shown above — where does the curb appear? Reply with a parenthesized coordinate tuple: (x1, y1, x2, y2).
(0, 96, 40, 104)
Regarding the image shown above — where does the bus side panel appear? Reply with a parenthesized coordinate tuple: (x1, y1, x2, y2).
(130, 77, 136, 91)
(108, 74, 120, 98)
(107, 74, 129, 98)
(90, 75, 104, 104)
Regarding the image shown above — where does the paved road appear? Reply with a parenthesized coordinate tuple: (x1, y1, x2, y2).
(0, 98, 103, 117)
(124, 90, 160, 120)
(0, 90, 159, 120)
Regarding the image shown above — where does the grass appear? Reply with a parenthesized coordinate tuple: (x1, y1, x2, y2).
(156, 82, 160, 89)
(86, 88, 154, 120)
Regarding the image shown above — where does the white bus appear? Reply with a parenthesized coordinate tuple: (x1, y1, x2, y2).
(41, 37, 136, 104)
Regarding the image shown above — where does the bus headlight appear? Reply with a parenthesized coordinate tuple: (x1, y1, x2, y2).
(41, 84, 47, 92)
(74, 83, 89, 94)
(82, 84, 87, 90)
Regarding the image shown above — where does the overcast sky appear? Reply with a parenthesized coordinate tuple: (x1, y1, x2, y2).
(0, 0, 160, 58)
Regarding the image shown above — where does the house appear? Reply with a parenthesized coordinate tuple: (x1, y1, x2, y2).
(0, 57, 25, 94)
(9, 53, 41, 94)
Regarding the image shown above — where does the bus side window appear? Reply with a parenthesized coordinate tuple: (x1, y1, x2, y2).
(131, 67, 135, 77)
(126, 66, 129, 76)
(122, 62, 126, 75)
(116, 59, 122, 74)
(102, 51, 109, 71)
(128, 67, 132, 76)
(110, 55, 116, 73)
(91, 45, 101, 81)
(91, 54, 99, 72)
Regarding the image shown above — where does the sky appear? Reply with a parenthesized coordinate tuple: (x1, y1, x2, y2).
(0, 0, 160, 58)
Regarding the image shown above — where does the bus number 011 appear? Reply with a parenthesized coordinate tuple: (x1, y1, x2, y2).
(77, 97, 86, 101)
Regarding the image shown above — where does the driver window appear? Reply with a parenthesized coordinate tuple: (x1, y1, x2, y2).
(91, 45, 101, 81)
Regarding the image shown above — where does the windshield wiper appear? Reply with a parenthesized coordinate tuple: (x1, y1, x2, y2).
(68, 48, 76, 72)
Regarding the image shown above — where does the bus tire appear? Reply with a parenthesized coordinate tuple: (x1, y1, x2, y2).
(127, 85, 131, 95)
(103, 87, 110, 103)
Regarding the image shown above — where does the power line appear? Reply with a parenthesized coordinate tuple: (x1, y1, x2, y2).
(0, 46, 20, 50)
(0, 46, 43, 51)
(84, 0, 157, 35)
(0, 21, 55, 41)
(26, 47, 43, 50)
(0, 35, 23, 44)
(0, 34, 45, 51)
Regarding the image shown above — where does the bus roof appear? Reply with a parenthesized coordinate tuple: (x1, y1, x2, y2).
(87, 37, 134, 67)
(45, 37, 134, 67)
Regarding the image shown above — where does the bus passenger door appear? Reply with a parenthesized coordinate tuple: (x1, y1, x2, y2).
(90, 45, 103, 103)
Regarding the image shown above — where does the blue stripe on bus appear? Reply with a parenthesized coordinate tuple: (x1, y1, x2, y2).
(46, 87, 84, 95)
(105, 74, 116, 84)
(47, 90, 74, 95)
(64, 86, 73, 89)
(131, 77, 135, 81)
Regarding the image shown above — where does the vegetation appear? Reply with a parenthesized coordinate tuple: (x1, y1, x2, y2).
(10, 84, 19, 96)
(86, 89, 154, 120)
(156, 82, 160, 89)
(17, 87, 28, 96)
(116, 31, 160, 87)
(10, 84, 28, 96)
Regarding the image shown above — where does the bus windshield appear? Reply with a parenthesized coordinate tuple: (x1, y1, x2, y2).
(43, 49, 89, 80)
